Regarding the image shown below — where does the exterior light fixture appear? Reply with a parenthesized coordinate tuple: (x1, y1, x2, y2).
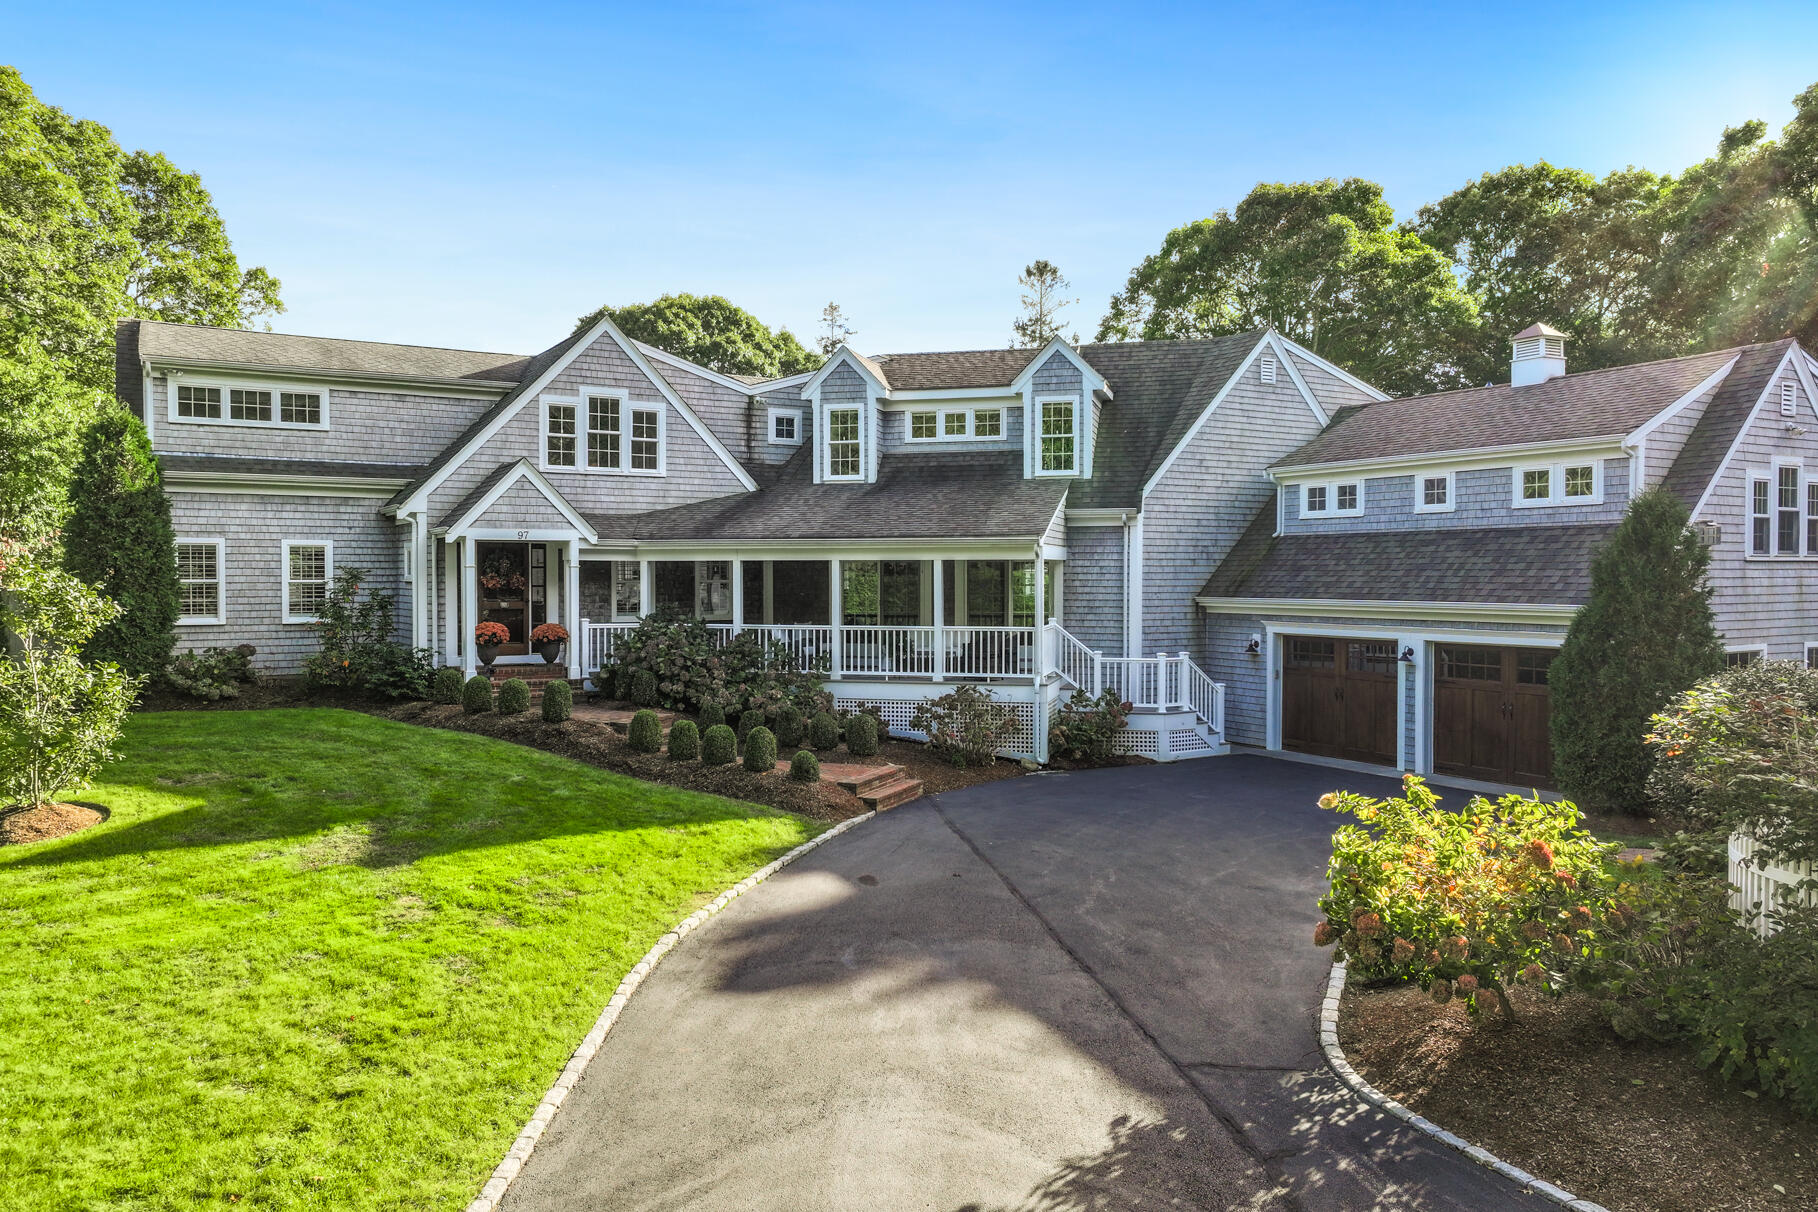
(1399, 646, 1416, 663)
(1244, 634, 1262, 655)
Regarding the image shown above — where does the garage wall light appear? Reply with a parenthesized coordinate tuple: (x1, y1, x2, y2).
(1399, 646, 1416, 663)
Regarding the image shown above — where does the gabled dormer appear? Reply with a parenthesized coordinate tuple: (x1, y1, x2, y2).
(801, 345, 888, 484)
(1009, 337, 1109, 479)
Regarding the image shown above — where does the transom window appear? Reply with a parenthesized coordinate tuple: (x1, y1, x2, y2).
(170, 380, 325, 427)
(1514, 461, 1600, 507)
(904, 406, 1005, 443)
(1437, 645, 1502, 681)
(1286, 637, 1335, 669)
(1038, 399, 1077, 473)
(826, 407, 862, 478)
(546, 397, 662, 472)
(176, 540, 224, 624)
(283, 541, 331, 621)
(176, 385, 222, 418)
(1297, 479, 1364, 518)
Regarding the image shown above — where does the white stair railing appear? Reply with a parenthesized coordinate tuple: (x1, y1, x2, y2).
(1046, 620, 1100, 692)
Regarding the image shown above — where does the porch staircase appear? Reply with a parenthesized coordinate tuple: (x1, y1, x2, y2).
(481, 666, 582, 702)
(1045, 623, 1227, 762)
(828, 762, 925, 812)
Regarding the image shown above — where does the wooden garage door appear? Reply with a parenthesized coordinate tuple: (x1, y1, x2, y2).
(1433, 645, 1555, 786)
(1281, 636, 1399, 767)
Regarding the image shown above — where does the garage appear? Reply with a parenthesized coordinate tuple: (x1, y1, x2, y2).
(1432, 644, 1555, 786)
(1280, 635, 1399, 766)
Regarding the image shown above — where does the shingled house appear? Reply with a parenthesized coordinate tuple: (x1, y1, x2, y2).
(115, 315, 1381, 762)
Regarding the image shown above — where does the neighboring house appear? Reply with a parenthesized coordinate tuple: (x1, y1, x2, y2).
(116, 314, 1378, 761)
(1198, 325, 1818, 786)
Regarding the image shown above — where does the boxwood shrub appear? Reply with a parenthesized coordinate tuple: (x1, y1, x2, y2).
(698, 702, 726, 731)
(701, 724, 737, 767)
(737, 708, 766, 742)
(541, 679, 572, 722)
(461, 675, 493, 714)
(496, 678, 531, 715)
(774, 704, 805, 749)
(844, 712, 879, 757)
(630, 668, 659, 708)
(789, 750, 820, 783)
(627, 709, 663, 753)
(743, 726, 777, 772)
(431, 666, 465, 705)
(667, 718, 700, 760)
(809, 711, 840, 750)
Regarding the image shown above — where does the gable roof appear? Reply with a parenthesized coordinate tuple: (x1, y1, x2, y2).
(1660, 340, 1800, 510)
(436, 458, 598, 541)
(1200, 498, 1615, 607)
(126, 318, 531, 384)
(1274, 344, 1757, 471)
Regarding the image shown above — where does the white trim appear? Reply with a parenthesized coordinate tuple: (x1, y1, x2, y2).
(766, 405, 804, 446)
(1511, 459, 1603, 508)
(745, 368, 815, 395)
(280, 538, 334, 624)
(163, 373, 330, 431)
(1124, 513, 1144, 655)
(821, 401, 866, 481)
(1625, 354, 1740, 483)
(1273, 334, 1392, 403)
(1724, 644, 1769, 668)
(148, 357, 515, 399)
(539, 390, 667, 477)
(1008, 336, 1110, 400)
(441, 459, 598, 543)
(1198, 596, 1579, 624)
(1412, 469, 1456, 514)
(604, 321, 754, 490)
(901, 403, 1007, 444)
(1266, 333, 1331, 427)
(885, 386, 1022, 403)
(140, 362, 154, 443)
(1142, 333, 1272, 495)
(1272, 435, 1625, 481)
(175, 537, 227, 626)
(1294, 478, 1364, 519)
(800, 345, 888, 399)
(1032, 395, 1081, 477)
(1064, 508, 1134, 526)
(1692, 346, 1808, 519)
(630, 339, 765, 397)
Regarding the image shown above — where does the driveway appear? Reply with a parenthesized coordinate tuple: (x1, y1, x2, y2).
(502, 755, 1530, 1211)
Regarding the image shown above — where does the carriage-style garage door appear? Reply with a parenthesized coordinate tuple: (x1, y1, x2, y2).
(1281, 636, 1399, 767)
(1432, 645, 1556, 787)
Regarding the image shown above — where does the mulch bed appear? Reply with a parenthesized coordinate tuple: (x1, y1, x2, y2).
(1339, 981, 1818, 1212)
(0, 801, 107, 846)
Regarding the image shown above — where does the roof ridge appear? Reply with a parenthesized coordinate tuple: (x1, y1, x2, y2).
(135, 318, 530, 363)
(1373, 341, 1777, 408)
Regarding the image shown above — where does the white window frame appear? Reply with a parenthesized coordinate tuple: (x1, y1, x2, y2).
(1034, 395, 1080, 476)
(176, 538, 226, 626)
(1805, 641, 1818, 671)
(767, 406, 803, 446)
(1512, 460, 1603, 508)
(1413, 470, 1455, 514)
(540, 392, 666, 476)
(1724, 644, 1768, 669)
(903, 405, 1005, 444)
(824, 405, 864, 481)
(1772, 460, 1806, 557)
(281, 539, 334, 624)
(164, 375, 330, 431)
(1296, 478, 1365, 519)
(1749, 471, 1773, 556)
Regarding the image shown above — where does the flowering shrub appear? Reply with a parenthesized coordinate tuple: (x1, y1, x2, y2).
(303, 568, 432, 698)
(530, 622, 568, 644)
(601, 613, 826, 716)
(1313, 775, 1617, 1020)
(1048, 690, 1130, 764)
(909, 684, 1015, 769)
(474, 621, 511, 647)
(164, 645, 259, 700)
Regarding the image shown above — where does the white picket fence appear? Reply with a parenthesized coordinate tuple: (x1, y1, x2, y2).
(1729, 831, 1818, 938)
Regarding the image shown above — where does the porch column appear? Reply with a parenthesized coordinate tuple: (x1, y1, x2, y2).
(829, 559, 842, 678)
(564, 540, 581, 672)
(931, 558, 945, 682)
(731, 558, 744, 633)
(638, 559, 654, 616)
(411, 514, 429, 650)
(459, 536, 478, 675)
(1032, 555, 1047, 679)
(441, 539, 457, 666)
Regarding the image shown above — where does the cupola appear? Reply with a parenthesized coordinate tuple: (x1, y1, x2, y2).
(1510, 322, 1567, 386)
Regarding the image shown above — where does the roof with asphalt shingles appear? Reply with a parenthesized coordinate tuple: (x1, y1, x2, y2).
(128, 318, 531, 383)
(1659, 340, 1798, 509)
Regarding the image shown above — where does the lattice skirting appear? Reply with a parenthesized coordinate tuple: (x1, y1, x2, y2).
(833, 694, 1040, 759)
(1114, 711, 1224, 762)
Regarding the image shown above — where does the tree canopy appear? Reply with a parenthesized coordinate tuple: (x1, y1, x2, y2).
(573, 293, 821, 380)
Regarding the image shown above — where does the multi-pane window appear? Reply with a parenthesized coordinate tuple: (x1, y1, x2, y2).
(280, 392, 321, 425)
(1336, 483, 1359, 511)
(1299, 480, 1362, 517)
(284, 542, 329, 620)
(630, 409, 660, 471)
(1422, 475, 1449, 507)
(1779, 466, 1802, 554)
(230, 389, 272, 422)
(176, 541, 222, 622)
(975, 408, 1002, 437)
(613, 561, 641, 619)
(1437, 645, 1502, 681)
(769, 409, 799, 444)
(546, 402, 577, 466)
(1752, 477, 1772, 555)
(1039, 400, 1075, 472)
(944, 411, 967, 437)
(827, 407, 861, 477)
(1564, 465, 1596, 498)
(1521, 468, 1551, 501)
(910, 411, 938, 439)
(1516, 649, 1554, 685)
(588, 396, 621, 468)
(906, 407, 1004, 442)
(1725, 649, 1762, 669)
(1517, 462, 1598, 505)
(1808, 482, 1818, 555)
(1304, 485, 1328, 514)
(1286, 638, 1336, 669)
(177, 385, 222, 418)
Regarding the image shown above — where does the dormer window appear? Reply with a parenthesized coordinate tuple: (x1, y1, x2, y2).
(906, 406, 1006, 444)
(1298, 479, 1363, 518)
(768, 406, 802, 445)
(169, 378, 327, 428)
(826, 407, 862, 479)
(1415, 471, 1454, 512)
(1037, 398, 1077, 474)
(1514, 460, 1600, 507)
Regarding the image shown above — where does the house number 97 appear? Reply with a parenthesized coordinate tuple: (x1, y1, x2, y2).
(515, 530, 530, 540)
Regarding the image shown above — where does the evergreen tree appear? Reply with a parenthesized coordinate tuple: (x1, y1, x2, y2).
(61, 405, 178, 677)
(1012, 260, 1078, 347)
(1549, 489, 1725, 814)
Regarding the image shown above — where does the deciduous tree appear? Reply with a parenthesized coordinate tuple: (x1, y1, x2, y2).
(573, 293, 820, 378)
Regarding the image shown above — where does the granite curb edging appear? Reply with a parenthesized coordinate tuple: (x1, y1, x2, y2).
(1319, 960, 1611, 1212)
(462, 810, 877, 1212)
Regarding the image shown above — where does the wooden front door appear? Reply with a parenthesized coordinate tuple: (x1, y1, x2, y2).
(475, 541, 549, 656)
(1433, 645, 1555, 786)
(1281, 636, 1399, 767)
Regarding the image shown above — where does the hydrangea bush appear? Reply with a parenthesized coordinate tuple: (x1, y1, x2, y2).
(1313, 775, 1617, 1020)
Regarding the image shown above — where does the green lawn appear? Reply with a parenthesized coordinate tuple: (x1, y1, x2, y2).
(0, 709, 823, 1211)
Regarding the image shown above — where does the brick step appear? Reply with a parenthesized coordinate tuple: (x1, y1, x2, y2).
(829, 763, 907, 799)
(858, 776, 924, 813)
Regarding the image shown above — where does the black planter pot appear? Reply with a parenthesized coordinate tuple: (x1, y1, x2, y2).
(476, 643, 503, 672)
(534, 640, 565, 666)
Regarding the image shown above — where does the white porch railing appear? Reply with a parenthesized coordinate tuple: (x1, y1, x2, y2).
(839, 625, 938, 676)
(943, 626, 1040, 678)
(1045, 622, 1225, 734)
(1729, 831, 1818, 938)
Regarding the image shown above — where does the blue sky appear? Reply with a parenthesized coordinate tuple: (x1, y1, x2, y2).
(8, 1, 1818, 357)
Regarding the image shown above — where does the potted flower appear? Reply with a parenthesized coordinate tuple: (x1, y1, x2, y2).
(474, 621, 511, 670)
(531, 622, 569, 668)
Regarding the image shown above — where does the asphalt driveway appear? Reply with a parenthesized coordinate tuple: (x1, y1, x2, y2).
(502, 755, 1532, 1211)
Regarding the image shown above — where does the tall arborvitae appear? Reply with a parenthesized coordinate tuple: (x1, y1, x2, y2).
(1549, 488, 1726, 814)
(62, 405, 178, 677)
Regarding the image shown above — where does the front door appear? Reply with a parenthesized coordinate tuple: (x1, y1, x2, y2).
(1280, 635, 1399, 766)
(475, 541, 548, 656)
(1432, 645, 1555, 786)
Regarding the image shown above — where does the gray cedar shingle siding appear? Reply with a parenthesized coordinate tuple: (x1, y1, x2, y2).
(149, 376, 491, 465)
(645, 356, 757, 465)
(158, 455, 424, 481)
(466, 478, 576, 531)
(1141, 355, 1327, 662)
(1278, 458, 1631, 534)
(1279, 346, 1744, 469)
(1284, 349, 1380, 412)
(753, 388, 811, 468)
(169, 490, 407, 673)
(1660, 341, 1797, 509)
(1061, 524, 1125, 654)
(878, 403, 1024, 455)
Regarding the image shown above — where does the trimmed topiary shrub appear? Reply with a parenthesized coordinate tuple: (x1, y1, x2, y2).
(668, 718, 700, 760)
(744, 726, 777, 772)
(627, 708, 663, 753)
(737, 708, 766, 742)
(701, 724, 737, 766)
(844, 712, 879, 757)
(774, 704, 805, 749)
(698, 702, 726, 731)
(789, 750, 820, 783)
(541, 678, 572, 722)
(431, 666, 465, 705)
(496, 678, 531, 715)
(462, 675, 493, 714)
(630, 668, 659, 708)
(809, 710, 841, 750)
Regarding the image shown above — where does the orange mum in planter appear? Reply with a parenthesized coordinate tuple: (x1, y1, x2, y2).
(474, 621, 511, 646)
(530, 623, 568, 643)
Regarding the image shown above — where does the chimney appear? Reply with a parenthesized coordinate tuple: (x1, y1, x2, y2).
(1510, 323, 1567, 386)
